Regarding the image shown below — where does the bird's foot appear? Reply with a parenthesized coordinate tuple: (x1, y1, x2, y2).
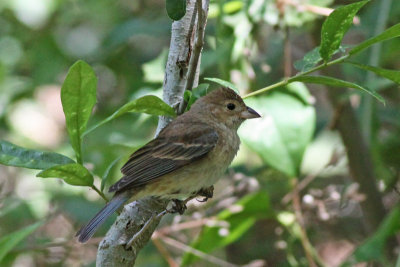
(196, 186, 214, 202)
(167, 199, 187, 215)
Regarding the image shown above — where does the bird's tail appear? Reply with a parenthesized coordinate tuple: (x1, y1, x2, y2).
(76, 193, 129, 243)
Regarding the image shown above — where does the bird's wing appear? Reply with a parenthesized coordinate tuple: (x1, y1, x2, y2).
(108, 122, 218, 193)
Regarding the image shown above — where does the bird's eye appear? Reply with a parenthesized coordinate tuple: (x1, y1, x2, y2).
(227, 103, 236, 110)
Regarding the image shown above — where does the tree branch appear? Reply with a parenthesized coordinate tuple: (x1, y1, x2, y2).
(96, 1, 210, 265)
(178, 0, 209, 114)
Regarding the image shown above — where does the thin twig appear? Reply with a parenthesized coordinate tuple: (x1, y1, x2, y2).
(91, 185, 109, 202)
(282, 172, 319, 205)
(243, 54, 349, 99)
(179, 0, 209, 114)
(292, 178, 327, 267)
(152, 238, 179, 267)
(155, 217, 215, 236)
(292, 178, 317, 267)
(157, 235, 239, 267)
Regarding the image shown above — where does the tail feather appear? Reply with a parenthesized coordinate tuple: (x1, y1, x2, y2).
(76, 193, 129, 243)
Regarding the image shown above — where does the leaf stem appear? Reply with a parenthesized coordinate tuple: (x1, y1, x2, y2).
(76, 153, 83, 165)
(242, 80, 288, 98)
(243, 54, 349, 98)
(91, 185, 109, 202)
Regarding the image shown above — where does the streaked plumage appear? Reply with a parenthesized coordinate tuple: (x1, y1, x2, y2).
(77, 87, 260, 243)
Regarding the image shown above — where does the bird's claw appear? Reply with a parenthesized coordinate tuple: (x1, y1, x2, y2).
(196, 186, 214, 202)
(167, 199, 187, 215)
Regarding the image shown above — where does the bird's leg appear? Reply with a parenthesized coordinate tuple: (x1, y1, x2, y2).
(167, 199, 188, 215)
(196, 185, 214, 202)
(166, 186, 215, 215)
(125, 187, 214, 248)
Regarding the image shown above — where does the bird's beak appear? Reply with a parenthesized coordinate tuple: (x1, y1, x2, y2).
(241, 106, 261, 119)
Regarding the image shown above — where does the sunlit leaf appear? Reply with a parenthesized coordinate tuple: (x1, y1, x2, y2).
(182, 192, 273, 266)
(0, 141, 74, 170)
(61, 60, 97, 163)
(84, 95, 176, 136)
(204, 77, 239, 93)
(290, 75, 384, 104)
(166, 0, 186, 21)
(347, 62, 400, 84)
(350, 23, 400, 56)
(319, 0, 369, 61)
(239, 83, 315, 178)
(0, 221, 42, 263)
(37, 163, 94, 187)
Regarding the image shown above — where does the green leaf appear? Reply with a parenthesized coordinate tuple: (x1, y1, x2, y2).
(349, 207, 400, 263)
(84, 95, 176, 136)
(185, 83, 209, 111)
(290, 75, 384, 104)
(61, 60, 97, 164)
(204, 77, 239, 93)
(350, 23, 400, 56)
(101, 157, 121, 192)
(182, 192, 273, 266)
(347, 62, 400, 84)
(239, 83, 315, 177)
(166, 0, 186, 21)
(319, 0, 369, 61)
(0, 221, 42, 263)
(294, 47, 322, 72)
(37, 163, 94, 186)
(0, 141, 74, 170)
(294, 45, 348, 72)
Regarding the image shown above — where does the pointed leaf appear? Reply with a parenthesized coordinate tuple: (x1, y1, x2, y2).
(84, 95, 176, 136)
(204, 77, 239, 93)
(347, 62, 400, 84)
(0, 221, 42, 262)
(239, 83, 316, 177)
(294, 47, 322, 72)
(290, 75, 384, 104)
(166, 0, 186, 21)
(0, 140, 74, 170)
(350, 23, 400, 56)
(295, 45, 349, 72)
(37, 163, 94, 186)
(61, 60, 97, 163)
(319, 0, 369, 61)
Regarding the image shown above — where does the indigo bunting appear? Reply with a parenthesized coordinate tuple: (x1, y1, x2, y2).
(77, 87, 260, 242)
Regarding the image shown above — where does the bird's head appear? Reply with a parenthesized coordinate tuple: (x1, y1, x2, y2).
(191, 87, 261, 129)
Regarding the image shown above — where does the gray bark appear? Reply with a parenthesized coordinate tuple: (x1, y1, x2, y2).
(96, 1, 209, 265)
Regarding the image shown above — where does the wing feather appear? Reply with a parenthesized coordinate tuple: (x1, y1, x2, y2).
(108, 123, 218, 193)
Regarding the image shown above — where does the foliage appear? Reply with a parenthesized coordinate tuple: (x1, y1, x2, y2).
(1, 0, 400, 266)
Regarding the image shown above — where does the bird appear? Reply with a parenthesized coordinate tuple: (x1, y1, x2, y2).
(76, 87, 260, 243)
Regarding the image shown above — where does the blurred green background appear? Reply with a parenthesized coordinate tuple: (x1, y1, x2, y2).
(0, 0, 400, 266)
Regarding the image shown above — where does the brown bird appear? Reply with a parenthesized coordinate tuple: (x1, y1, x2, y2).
(76, 87, 260, 242)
